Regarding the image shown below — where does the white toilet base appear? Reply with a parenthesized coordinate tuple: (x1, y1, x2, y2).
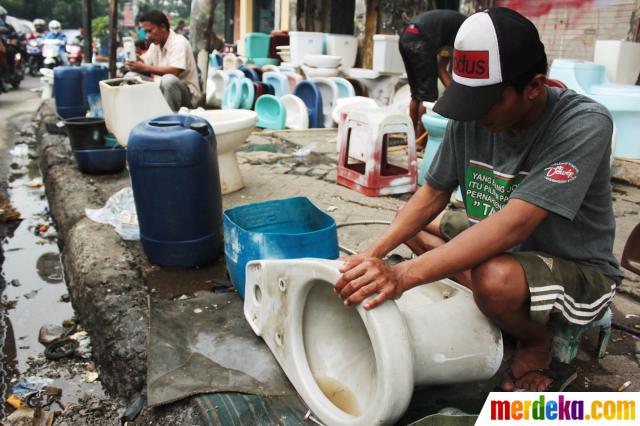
(218, 151, 244, 194)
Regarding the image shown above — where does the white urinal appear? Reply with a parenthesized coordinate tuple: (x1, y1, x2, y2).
(206, 70, 229, 108)
(282, 71, 303, 94)
(244, 259, 503, 426)
(281, 94, 309, 130)
(99, 77, 172, 146)
(309, 77, 340, 128)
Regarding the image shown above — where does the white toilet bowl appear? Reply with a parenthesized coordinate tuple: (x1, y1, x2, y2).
(188, 109, 258, 194)
(245, 258, 503, 426)
(281, 94, 309, 129)
(206, 70, 229, 108)
(99, 77, 172, 146)
(343, 68, 400, 106)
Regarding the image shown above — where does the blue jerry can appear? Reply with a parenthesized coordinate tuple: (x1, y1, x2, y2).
(54, 66, 85, 119)
(127, 114, 223, 267)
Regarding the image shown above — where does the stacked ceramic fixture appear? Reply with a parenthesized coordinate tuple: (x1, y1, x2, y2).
(289, 32, 324, 66)
(326, 34, 358, 69)
(302, 54, 341, 78)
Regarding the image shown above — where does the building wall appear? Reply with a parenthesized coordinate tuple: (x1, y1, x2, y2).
(495, 0, 640, 61)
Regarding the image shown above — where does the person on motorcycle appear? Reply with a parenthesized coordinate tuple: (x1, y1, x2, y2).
(30, 18, 47, 39)
(0, 5, 19, 85)
(45, 20, 68, 65)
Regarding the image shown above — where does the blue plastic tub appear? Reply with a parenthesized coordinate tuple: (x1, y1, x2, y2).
(223, 197, 339, 298)
(73, 146, 126, 174)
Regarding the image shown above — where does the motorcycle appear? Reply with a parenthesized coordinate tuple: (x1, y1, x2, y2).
(26, 36, 43, 76)
(42, 38, 64, 68)
(66, 40, 82, 66)
(0, 36, 25, 89)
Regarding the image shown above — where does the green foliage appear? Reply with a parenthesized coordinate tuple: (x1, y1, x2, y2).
(1, 0, 111, 28)
(92, 15, 109, 39)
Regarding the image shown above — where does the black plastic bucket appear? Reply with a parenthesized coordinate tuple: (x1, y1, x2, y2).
(64, 117, 107, 150)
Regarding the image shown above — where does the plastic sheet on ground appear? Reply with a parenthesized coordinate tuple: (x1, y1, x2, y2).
(147, 291, 297, 407)
(85, 188, 139, 240)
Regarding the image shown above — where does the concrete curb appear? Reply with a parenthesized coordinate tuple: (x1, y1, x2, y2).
(37, 100, 148, 399)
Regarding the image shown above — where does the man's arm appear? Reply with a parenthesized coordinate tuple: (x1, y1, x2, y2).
(125, 61, 182, 76)
(437, 56, 452, 87)
(336, 198, 548, 309)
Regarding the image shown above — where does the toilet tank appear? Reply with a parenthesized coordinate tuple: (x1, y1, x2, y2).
(593, 40, 640, 85)
(326, 34, 358, 69)
(289, 32, 324, 66)
(373, 34, 405, 75)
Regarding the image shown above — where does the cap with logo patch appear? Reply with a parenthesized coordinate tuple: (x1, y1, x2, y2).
(433, 7, 546, 121)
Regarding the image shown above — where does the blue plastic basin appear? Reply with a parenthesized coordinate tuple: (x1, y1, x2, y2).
(73, 146, 126, 174)
(223, 197, 339, 298)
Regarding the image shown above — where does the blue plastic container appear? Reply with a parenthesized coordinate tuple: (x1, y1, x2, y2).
(223, 197, 339, 298)
(54, 66, 85, 119)
(73, 146, 126, 174)
(81, 64, 108, 110)
(127, 114, 223, 267)
(294, 81, 323, 128)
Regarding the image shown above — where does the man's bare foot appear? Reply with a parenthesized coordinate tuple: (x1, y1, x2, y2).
(500, 338, 553, 391)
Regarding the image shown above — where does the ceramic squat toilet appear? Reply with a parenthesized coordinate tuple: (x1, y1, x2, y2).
(244, 258, 503, 426)
(188, 109, 257, 194)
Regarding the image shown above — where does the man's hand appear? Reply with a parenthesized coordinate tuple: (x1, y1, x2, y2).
(126, 60, 148, 74)
(335, 257, 406, 310)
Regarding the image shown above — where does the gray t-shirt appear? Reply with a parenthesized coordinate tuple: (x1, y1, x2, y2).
(425, 87, 623, 283)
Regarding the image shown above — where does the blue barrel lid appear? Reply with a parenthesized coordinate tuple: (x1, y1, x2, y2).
(127, 114, 216, 167)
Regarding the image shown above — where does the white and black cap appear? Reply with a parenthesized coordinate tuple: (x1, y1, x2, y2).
(433, 7, 546, 121)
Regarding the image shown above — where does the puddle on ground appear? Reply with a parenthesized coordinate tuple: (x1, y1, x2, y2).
(315, 375, 361, 417)
(2, 139, 104, 403)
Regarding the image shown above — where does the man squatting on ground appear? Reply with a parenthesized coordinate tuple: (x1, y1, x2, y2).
(125, 10, 201, 111)
(399, 9, 465, 142)
(336, 8, 621, 392)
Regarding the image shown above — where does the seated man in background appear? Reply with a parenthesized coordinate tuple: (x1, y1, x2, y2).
(125, 10, 200, 111)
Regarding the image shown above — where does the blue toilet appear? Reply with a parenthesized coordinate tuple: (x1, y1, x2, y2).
(239, 65, 260, 82)
(294, 81, 323, 129)
(330, 77, 356, 98)
(255, 94, 286, 130)
(549, 59, 640, 159)
(222, 78, 243, 109)
(418, 112, 463, 202)
(262, 72, 290, 98)
(239, 78, 256, 110)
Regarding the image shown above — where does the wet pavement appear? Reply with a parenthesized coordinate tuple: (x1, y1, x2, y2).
(0, 79, 108, 419)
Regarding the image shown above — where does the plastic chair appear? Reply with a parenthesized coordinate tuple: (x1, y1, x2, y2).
(552, 308, 612, 364)
(622, 223, 640, 275)
(239, 65, 260, 82)
(281, 94, 309, 129)
(337, 109, 417, 196)
(294, 81, 323, 129)
(309, 77, 339, 128)
(330, 77, 356, 98)
(239, 78, 256, 110)
(262, 72, 290, 98)
(255, 95, 286, 130)
(222, 78, 242, 109)
(545, 78, 568, 89)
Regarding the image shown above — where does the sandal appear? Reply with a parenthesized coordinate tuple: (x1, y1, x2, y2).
(498, 359, 577, 392)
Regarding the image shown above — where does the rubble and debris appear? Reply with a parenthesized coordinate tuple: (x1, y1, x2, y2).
(38, 324, 66, 346)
